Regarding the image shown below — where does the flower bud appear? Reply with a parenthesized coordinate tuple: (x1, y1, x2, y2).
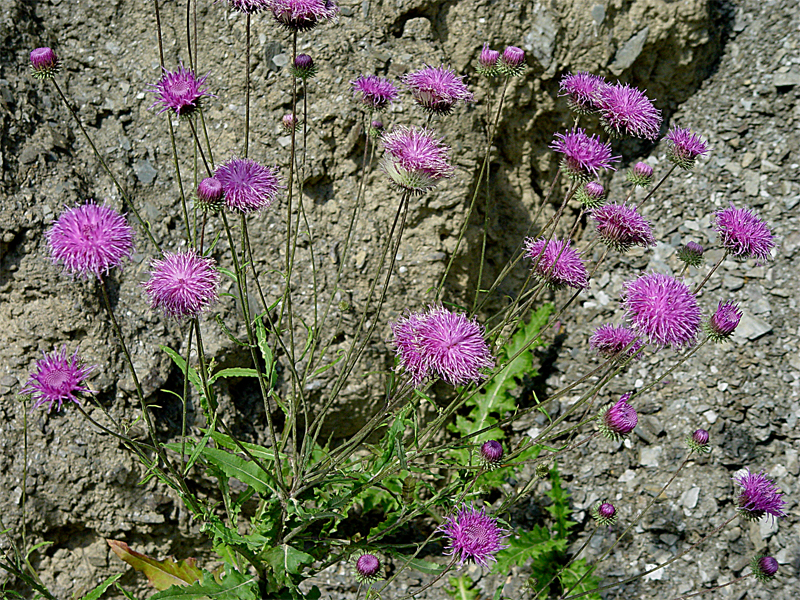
(479, 440, 504, 468)
(197, 177, 224, 211)
(282, 113, 299, 132)
(477, 43, 500, 76)
(751, 555, 778, 582)
(686, 428, 711, 454)
(499, 46, 526, 77)
(598, 394, 637, 440)
(591, 501, 617, 526)
(291, 53, 317, 79)
(576, 181, 606, 209)
(627, 161, 654, 187)
(677, 241, 705, 267)
(705, 301, 742, 343)
(355, 553, 382, 583)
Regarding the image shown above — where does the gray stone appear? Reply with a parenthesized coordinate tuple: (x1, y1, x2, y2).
(133, 159, 157, 184)
(272, 53, 289, 68)
(732, 312, 772, 342)
(773, 71, 800, 87)
(681, 487, 700, 509)
(525, 9, 557, 71)
(591, 4, 605, 24)
(743, 170, 760, 196)
(611, 27, 649, 75)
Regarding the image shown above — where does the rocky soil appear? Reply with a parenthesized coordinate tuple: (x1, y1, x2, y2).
(0, 0, 797, 598)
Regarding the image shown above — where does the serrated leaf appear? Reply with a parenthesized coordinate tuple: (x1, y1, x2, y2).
(79, 574, 123, 600)
(160, 346, 202, 393)
(491, 526, 565, 574)
(149, 569, 257, 600)
(107, 540, 202, 591)
(201, 447, 275, 495)
(265, 545, 314, 587)
(444, 574, 478, 600)
(558, 558, 601, 600)
(208, 367, 259, 384)
(545, 462, 575, 538)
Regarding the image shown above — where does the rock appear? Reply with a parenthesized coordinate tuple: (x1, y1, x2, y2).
(773, 71, 800, 87)
(732, 312, 772, 342)
(611, 27, 649, 75)
(133, 159, 157, 184)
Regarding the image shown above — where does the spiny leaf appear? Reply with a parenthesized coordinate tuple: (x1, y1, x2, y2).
(107, 540, 202, 591)
(264, 545, 314, 588)
(491, 526, 566, 574)
(444, 574, 478, 600)
(149, 570, 258, 600)
(79, 573, 123, 600)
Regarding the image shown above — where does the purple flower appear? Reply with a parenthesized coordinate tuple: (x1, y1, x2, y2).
(714, 203, 774, 262)
(596, 82, 662, 140)
(733, 469, 786, 523)
(402, 65, 474, 115)
(576, 181, 606, 209)
(21, 346, 97, 412)
(477, 43, 500, 76)
(589, 324, 643, 360)
(351, 75, 399, 111)
(622, 272, 701, 349)
(30, 47, 60, 80)
(499, 46, 526, 76)
(439, 504, 510, 567)
(598, 394, 638, 440)
(267, 0, 339, 31)
(591, 202, 656, 252)
(290, 53, 317, 79)
(215, 157, 283, 213)
(524, 237, 588, 290)
(391, 305, 494, 387)
(47, 202, 135, 279)
(220, 0, 270, 14)
(627, 161, 654, 187)
(752, 555, 779, 582)
(197, 177, 224, 211)
(705, 300, 742, 342)
(354, 553, 382, 583)
(148, 64, 213, 118)
(550, 127, 620, 181)
(666, 126, 708, 170)
(677, 241, 705, 267)
(687, 428, 711, 454)
(144, 251, 220, 319)
(591, 501, 617, 526)
(558, 71, 605, 114)
(380, 126, 454, 194)
(479, 440, 504, 467)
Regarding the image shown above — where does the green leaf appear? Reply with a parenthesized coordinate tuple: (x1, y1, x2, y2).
(79, 574, 123, 600)
(208, 367, 259, 384)
(558, 558, 601, 600)
(160, 346, 202, 393)
(107, 540, 202, 591)
(384, 551, 447, 575)
(183, 414, 216, 475)
(444, 574, 478, 600)
(149, 570, 258, 600)
(114, 582, 136, 600)
(218, 267, 238, 283)
(491, 526, 565, 574)
(201, 447, 275, 495)
(545, 462, 575, 538)
(265, 545, 314, 588)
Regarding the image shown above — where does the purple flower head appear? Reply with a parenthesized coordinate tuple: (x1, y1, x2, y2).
(575, 181, 606, 209)
(391, 305, 493, 387)
(591, 501, 617, 526)
(479, 440, 504, 468)
(666, 126, 708, 170)
(524, 237, 588, 290)
(752, 555, 779, 582)
(21, 346, 97, 412)
(477, 43, 500, 76)
(714, 203, 775, 263)
(267, 0, 339, 31)
(354, 553, 382, 583)
(499, 46, 526, 77)
(596, 82, 662, 140)
(402, 65, 474, 116)
(30, 47, 60, 80)
(417, 306, 494, 386)
(148, 64, 213, 118)
(197, 177, 225, 211)
(47, 202, 135, 279)
(705, 300, 742, 342)
(290, 53, 317, 79)
(143, 250, 220, 319)
(589, 324, 643, 360)
(677, 241, 705, 267)
(380, 126, 454, 194)
(215, 157, 283, 213)
(439, 503, 510, 567)
(558, 71, 605, 114)
(220, 0, 270, 14)
(591, 202, 656, 252)
(627, 161, 654, 187)
(351, 75, 399, 111)
(282, 113, 300, 132)
(622, 272, 701, 349)
(598, 394, 638, 440)
(368, 119, 384, 138)
(733, 469, 786, 523)
(550, 127, 620, 181)
(687, 428, 711, 454)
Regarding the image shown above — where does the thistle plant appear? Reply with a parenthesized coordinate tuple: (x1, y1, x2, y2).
(8, 4, 788, 600)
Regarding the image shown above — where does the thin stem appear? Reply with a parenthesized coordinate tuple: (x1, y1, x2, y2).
(636, 163, 678, 210)
(670, 575, 752, 600)
(244, 14, 251, 158)
(180, 324, 194, 476)
(693, 251, 728, 294)
(50, 80, 159, 252)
